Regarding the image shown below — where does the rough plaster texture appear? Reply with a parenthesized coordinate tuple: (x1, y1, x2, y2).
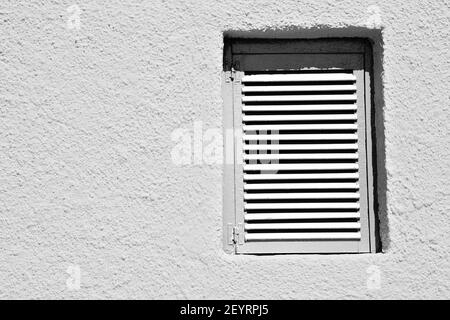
(0, 0, 449, 299)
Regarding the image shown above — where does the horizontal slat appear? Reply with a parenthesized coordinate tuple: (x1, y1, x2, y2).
(243, 114, 357, 121)
(244, 172, 359, 180)
(243, 153, 358, 160)
(242, 84, 357, 92)
(245, 222, 361, 230)
(244, 163, 358, 171)
(242, 73, 356, 82)
(244, 192, 360, 199)
(242, 104, 357, 112)
(245, 232, 361, 241)
(243, 134, 358, 140)
(242, 95, 356, 102)
(244, 143, 358, 150)
(245, 212, 360, 220)
(244, 182, 359, 189)
(244, 124, 357, 131)
(244, 203, 360, 209)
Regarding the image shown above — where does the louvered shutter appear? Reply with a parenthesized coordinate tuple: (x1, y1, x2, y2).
(223, 39, 376, 254)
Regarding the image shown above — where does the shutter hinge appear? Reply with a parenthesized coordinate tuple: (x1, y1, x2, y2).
(229, 224, 244, 245)
(225, 70, 235, 83)
(232, 226, 239, 244)
(226, 69, 241, 83)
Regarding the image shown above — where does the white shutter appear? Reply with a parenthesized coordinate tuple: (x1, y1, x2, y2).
(241, 71, 362, 243)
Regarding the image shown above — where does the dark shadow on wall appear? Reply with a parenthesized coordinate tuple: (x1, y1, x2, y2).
(223, 27, 389, 251)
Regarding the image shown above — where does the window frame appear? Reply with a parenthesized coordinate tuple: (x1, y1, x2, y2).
(222, 38, 376, 254)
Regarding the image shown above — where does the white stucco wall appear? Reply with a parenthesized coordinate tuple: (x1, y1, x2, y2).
(1, 0, 449, 299)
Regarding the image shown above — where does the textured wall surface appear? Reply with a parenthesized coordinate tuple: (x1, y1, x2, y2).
(0, 0, 449, 299)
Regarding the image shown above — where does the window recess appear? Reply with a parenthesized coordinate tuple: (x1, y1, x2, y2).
(223, 38, 377, 254)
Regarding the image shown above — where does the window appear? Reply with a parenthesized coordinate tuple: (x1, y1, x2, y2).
(223, 38, 378, 254)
